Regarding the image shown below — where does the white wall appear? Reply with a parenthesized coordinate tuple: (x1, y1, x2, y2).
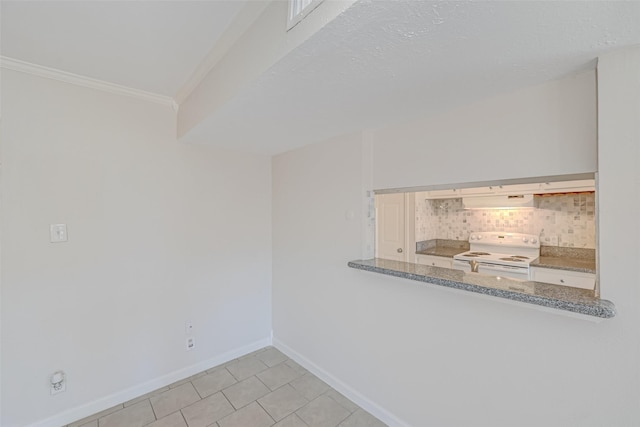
(178, 0, 357, 139)
(373, 70, 597, 190)
(584, 45, 640, 423)
(0, 70, 272, 427)
(272, 68, 640, 426)
(272, 131, 366, 375)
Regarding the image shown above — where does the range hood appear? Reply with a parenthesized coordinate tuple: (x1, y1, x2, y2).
(462, 194, 535, 209)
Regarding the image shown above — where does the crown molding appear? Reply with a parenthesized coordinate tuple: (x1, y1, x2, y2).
(1, 56, 178, 110)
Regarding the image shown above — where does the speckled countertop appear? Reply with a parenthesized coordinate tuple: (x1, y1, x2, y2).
(415, 239, 469, 258)
(531, 257, 596, 273)
(416, 240, 596, 274)
(348, 258, 615, 319)
(532, 247, 596, 273)
(416, 247, 466, 257)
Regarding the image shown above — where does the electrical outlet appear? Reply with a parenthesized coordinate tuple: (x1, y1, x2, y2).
(549, 235, 559, 246)
(185, 321, 194, 335)
(186, 337, 196, 351)
(50, 371, 66, 395)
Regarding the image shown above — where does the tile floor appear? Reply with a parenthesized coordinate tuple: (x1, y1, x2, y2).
(65, 347, 387, 427)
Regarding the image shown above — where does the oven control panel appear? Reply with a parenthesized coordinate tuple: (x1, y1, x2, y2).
(469, 232, 540, 248)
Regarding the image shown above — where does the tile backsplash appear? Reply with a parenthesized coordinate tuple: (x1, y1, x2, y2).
(415, 192, 596, 248)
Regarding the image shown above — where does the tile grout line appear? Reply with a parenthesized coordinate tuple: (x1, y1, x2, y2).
(66, 347, 385, 427)
(253, 398, 277, 426)
(250, 365, 309, 426)
(253, 389, 288, 426)
(192, 378, 206, 400)
(219, 387, 237, 421)
(147, 397, 159, 423)
(253, 371, 273, 394)
(179, 408, 189, 427)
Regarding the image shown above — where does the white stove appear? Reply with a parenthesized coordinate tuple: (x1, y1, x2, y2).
(452, 232, 540, 280)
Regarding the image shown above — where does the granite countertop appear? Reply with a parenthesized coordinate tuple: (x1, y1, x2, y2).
(416, 247, 466, 257)
(415, 239, 469, 258)
(532, 247, 596, 274)
(531, 256, 596, 274)
(416, 240, 597, 274)
(348, 258, 615, 319)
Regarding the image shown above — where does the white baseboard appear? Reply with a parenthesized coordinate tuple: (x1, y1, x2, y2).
(273, 338, 409, 427)
(28, 337, 272, 427)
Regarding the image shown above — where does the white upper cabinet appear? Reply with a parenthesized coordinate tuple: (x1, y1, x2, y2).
(537, 180, 595, 194)
(425, 188, 462, 199)
(423, 179, 594, 199)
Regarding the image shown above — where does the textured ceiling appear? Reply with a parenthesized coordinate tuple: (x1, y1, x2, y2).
(184, 0, 640, 154)
(2, 1, 639, 154)
(0, 0, 245, 96)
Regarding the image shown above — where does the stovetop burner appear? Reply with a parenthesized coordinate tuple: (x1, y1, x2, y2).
(499, 257, 525, 262)
(452, 232, 540, 269)
(451, 232, 541, 279)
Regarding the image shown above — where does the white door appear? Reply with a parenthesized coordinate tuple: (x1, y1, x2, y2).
(376, 193, 406, 261)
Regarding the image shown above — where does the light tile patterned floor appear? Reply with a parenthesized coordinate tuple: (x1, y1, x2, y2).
(66, 347, 387, 427)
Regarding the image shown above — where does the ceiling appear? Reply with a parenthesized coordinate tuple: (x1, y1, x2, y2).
(0, 0, 246, 96)
(183, 0, 640, 154)
(2, 1, 640, 155)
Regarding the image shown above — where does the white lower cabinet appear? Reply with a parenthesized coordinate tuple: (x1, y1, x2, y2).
(416, 254, 452, 269)
(530, 267, 596, 290)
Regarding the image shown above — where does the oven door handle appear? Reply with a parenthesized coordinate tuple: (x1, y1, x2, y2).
(477, 263, 529, 273)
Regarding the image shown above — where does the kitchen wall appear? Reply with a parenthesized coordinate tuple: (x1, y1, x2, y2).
(0, 70, 272, 427)
(415, 193, 597, 248)
(272, 64, 640, 427)
(373, 71, 596, 190)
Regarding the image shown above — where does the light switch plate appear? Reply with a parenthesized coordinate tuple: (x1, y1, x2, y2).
(50, 224, 68, 243)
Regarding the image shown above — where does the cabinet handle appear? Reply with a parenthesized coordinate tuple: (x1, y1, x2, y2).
(560, 279, 565, 283)
(397, 248, 403, 253)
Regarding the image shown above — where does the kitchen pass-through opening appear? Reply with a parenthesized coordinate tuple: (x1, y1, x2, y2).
(373, 173, 599, 295)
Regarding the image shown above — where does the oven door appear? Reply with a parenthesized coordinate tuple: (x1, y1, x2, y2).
(451, 259, 471, 272)
(477, 263, 529, 280)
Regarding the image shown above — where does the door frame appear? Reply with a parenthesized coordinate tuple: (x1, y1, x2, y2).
(404, 192, 416, 263)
